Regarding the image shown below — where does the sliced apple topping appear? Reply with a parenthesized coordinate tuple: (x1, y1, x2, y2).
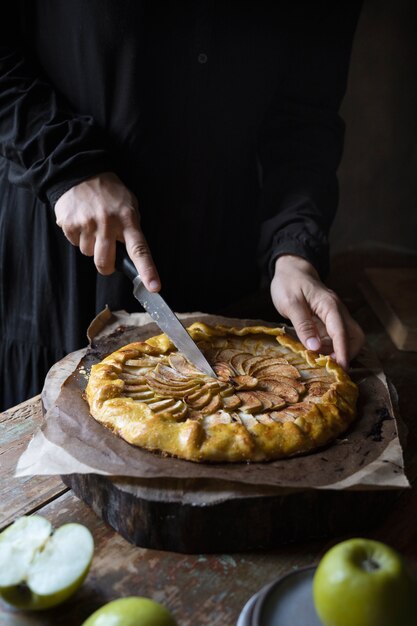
(124, 390, 155, 402)
(216, 348, 242, 362)
(278, 402, 314, 420)
(144, 378, 200, 398)
(213, 362, 235, 381)
(147, 398, 177, 412)
(219, 385, 236, 398)
(201, 395, 223, 415)
(167, 354, 206, 377)
(257, 376, 305, 394)
(162, 400, 187, 420)
(252, 363, 300, 380)
(236, 391, 264, 414)
(231, 375, 258, 390)
(119, 370, 149, 383)
(304, 381, 331, 404)
(122, 382, 149, 392)
(240, 355, 266, 373)
(257, 379, 300, 403)
(256, 414, 275, 425)
(125, 356, 162, 368)
(306, 381, 331, 396)
(112, 334, 335, 425)
(185, 388, 215, 410)
(248, 355, 290, 375)
(252, 390, 286, 410)
(269, 411, 297, 424)
(153, 363, 195, 384)
(222, 394, 242, 410)
(229, 352, 253, 375)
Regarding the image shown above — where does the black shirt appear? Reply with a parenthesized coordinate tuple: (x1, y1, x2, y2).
(0, 1, 361, 408)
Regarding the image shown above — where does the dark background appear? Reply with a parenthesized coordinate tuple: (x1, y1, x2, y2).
(332, 0, 417, 254)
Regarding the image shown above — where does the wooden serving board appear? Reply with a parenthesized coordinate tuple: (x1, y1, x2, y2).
(361, 268, 417, 351)
(41, 318, 404, 554)
(60, 472, 399, 554)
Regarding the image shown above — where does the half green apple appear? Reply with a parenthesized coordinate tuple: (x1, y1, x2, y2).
(0, 515, 94, 610)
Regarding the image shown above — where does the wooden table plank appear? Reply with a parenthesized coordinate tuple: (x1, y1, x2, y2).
(0, 489, 325, 626)
(2, 481, 417, 626)
(0, 396, 68, 529)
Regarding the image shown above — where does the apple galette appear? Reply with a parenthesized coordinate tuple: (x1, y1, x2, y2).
(85, 323, 358, 462)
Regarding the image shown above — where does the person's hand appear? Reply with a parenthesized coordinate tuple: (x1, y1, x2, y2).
(271, 254, 364, 369)
(54, 172, 160, 291)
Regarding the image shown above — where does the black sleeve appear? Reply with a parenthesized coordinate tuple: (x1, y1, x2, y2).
(257, 2, 362, 280)
(0, 5, 114, 206)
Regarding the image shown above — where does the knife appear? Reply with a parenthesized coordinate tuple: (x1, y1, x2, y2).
(115, 242, 216, 378)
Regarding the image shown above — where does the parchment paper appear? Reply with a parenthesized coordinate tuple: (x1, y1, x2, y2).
(16, 309, 410, 491)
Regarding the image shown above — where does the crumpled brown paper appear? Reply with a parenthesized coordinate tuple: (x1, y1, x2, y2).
(16, 309, 410, 491)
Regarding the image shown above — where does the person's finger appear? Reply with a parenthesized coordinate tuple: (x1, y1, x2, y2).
(311, 316, 333, 354)
(79, 231, 95, 257)
(124, 227, 160, 291)
(326, 302, 365, 365)
(315, 334, 333, 354)
(94, 235, 115, 275)
(285, 296, 322, 352)
(322, 306, 349, 370)
(61, 226, 81, 247)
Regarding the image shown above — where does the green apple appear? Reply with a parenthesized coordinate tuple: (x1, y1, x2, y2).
(313, 538, 417, 626)
(0, 515, 94, 610)
(81, 597, 178, 626)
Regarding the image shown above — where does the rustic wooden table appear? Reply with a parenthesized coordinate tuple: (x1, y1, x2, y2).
(1, 247, 417, 626)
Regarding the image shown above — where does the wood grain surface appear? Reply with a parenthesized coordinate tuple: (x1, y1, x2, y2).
(61, 472, 401, 554)
(0, 396, 68, 528)
(0, 489, 327, 626)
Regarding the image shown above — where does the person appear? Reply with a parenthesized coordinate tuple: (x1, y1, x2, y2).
(0, 1, 364, 410)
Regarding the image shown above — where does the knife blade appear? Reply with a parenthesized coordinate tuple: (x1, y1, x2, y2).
(115, 243, 216, 378)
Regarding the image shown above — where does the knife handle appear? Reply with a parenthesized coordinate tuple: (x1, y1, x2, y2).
(115, 242, 139, 281)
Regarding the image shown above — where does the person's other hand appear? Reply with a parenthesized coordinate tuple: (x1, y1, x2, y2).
(271, 254, 364, 369)
(54, 172, 160, 291)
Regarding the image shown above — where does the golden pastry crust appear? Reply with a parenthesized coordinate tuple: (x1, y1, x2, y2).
(85, 323, 358, 462)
